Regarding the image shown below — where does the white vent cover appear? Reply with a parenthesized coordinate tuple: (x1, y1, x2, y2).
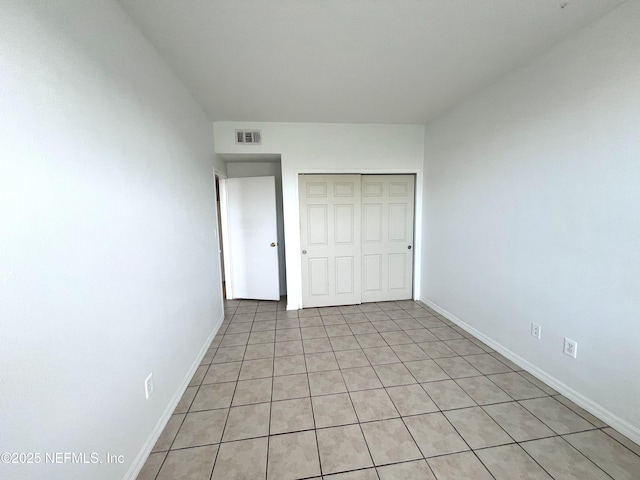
(235, 130, 262, 144)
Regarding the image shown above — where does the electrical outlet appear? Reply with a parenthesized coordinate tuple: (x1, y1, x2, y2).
(144, 373, 154, 399)
(564, 338, 577, 358)
(531, 323, 541, 339)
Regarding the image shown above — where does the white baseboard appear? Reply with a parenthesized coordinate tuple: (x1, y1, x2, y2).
(419, 296, 640, 446)
(123, 311, 225, 480)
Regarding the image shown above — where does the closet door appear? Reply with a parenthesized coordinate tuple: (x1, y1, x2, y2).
(361, 175, 415, 302)
(299, 175, 361, 308)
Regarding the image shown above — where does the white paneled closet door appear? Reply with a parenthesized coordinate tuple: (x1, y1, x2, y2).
(361, 175, 415, 302)
(299, 175, 362, 308)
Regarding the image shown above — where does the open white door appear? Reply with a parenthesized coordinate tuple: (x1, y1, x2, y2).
(225, 176, 280, 300)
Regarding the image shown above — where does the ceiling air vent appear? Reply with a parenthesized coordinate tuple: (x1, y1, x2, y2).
(235, 130, 262, 145)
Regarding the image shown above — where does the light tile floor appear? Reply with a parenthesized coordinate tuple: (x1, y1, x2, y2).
(138, 299, 640, 480)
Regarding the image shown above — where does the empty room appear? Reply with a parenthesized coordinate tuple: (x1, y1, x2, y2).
(1, 1, 639, 480)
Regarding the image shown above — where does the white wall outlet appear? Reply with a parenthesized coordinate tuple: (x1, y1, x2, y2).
(564, 338, 577, 358)
(144, 373, 154, 399)
(531, 322, 541, 339)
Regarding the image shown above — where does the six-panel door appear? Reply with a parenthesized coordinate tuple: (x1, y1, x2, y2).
(299, 175, 362, 308)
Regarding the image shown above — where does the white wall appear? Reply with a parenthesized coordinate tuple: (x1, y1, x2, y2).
(421, 1, 640, 441)
(0, 2, 223, 479)
(214, 122, 425, 309)
(226, 161, 287, 295)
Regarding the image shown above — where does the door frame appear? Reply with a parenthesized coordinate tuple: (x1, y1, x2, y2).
(214, 170, 236, 300)
(287, 167, 423, 310)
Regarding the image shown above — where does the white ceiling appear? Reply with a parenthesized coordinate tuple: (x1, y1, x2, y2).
(121, 0, 625, 125)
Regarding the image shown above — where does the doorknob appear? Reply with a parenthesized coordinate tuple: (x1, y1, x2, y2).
(302, 250, 307, 255)
(408, 245, 412, 249)
(270, 242, 277, 247)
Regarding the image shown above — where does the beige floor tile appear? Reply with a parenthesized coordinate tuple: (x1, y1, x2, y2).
(483, 402, 555, 442)
(203, 362, 241, 384)
(231, 377, 272, 406)
(157, 445, 217, 480)
(387, 384, 438, 416)
(427, 451, 493, 480)
(355, 333, 387, 348)
(329, 335, 361, 351)
(380, 330, 413, 345)
(172, 409, 228, 448)
(316, 424, 373, 474)
(362, 346, 401, 365)
(418, 341, 457, 358)
(152, 414, 185, 452)
(520, 396, 596, 434)
(391, 343, 429, 361)
(175, 386, 198, 414)
(522, 437, 610, 480)
(248, 330, 276, 344)
(444, 339, 486, 355)
(267, 430, 321, 480)
(455, 375, 511, 405)
(243, 342, 274, 360)
(239, 358, 273, 380)
(444, 407, 513, 449)
(227, 322, 252, 334)
(272, 373, 309, 401)
(273, 354, 306, 376)
(476, 444, 552, 480)
(191, 382, 235, 410)
(462, 353, 512, 374)
(277, 318, 300, 329)
(489, 352, 520, 370)
(312, 393, 358, 428)
(220, 333, 250, 347)
(361, 418, 422, 465)
(335, 349, 371, 368)
(212, 437, 267, 480)
(275, 328, 302, 342)
(270, 397, 314, 434)
(341, 366, 383, 391)
(212, 345, 246, 363)
(554, 395, 608, 428)
(421, 379, 476, 410)
(349, 322, 377, 334)
(189, 366, 209, 386)
(301, 326, 328, 339)
(603, 428, 640, 457)
(518, 371, 559, 395)
(299, 308, 320, 317)
(377, 459, 436, 480)
(434, 356, 482, 378)
(564, 430, 640, 480)
(303, 337, 333, 353)
(137, 451, 166, 480)
(343, 313, 369, 324)
(404, 412, 469, 457)
(308, 370, 347, 396)
(326, 324, 353, 337)
(222, 402, 270, 441)
(373, 363, 418, 387)
(429, 326, 464, 341)
(488, 372, 547, 400)
(350, 388, 399, 422)
(305, 351, 339, 372)
(299, 316, 322, 327)
(404, 359, 450, 383)
(274, 340, 304, 356)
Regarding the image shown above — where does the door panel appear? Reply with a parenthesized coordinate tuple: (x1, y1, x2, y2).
(226, 176, 280, 300)
(300, 175, 361, 307)
(362, 175, 415, 302)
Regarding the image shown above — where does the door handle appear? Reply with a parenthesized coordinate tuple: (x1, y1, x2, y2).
(408, 245, 412, 250)
(270, 242, 277, 247)
(302, 250, 307, 255)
